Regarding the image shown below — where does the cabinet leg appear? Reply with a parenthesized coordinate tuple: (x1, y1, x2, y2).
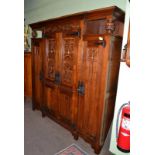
(73, 134, 79, 140)
(42, 111, 46, 117)
(92, 144, 102, 154)
(42, 112, 46, 117)
(41, 106, 46, 117)
(41, 109, 46, 118)
(32, 104, 35, 111)
(72, 132, 79, 140)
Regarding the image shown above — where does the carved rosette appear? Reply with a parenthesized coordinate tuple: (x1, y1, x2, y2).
(62, 38, 75, 86)
(47, 39, 56, 80)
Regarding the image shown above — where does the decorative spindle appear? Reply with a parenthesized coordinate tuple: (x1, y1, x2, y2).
(105, 18, 115, 34)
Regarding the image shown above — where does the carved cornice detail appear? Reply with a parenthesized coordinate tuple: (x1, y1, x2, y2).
(105, 18, 115, 34)
(44, 23, 80, 37)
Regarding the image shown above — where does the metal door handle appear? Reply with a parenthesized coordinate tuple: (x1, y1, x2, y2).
(95, 40, 106, 47)
(54, 72, 61, 84)
(77, 81, 85, 95)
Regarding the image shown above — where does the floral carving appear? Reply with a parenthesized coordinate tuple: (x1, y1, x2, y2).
(47, 39, 56, 80)
(62, 38, 75, 86)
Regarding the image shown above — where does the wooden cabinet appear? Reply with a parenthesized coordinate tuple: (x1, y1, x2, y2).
(24, 52, 32, 97)
(30, 6, 124, 154)
(31, 39, 44, 110)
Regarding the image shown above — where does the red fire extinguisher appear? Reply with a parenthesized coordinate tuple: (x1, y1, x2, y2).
(116, 102, 130, 153)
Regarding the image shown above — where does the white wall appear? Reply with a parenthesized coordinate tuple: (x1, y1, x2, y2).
(24, 0, 126, 24)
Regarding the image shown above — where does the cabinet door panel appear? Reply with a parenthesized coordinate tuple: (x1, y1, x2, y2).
(32, 39, 43, 110)
(58, 35, 79, 127)
(44, 84, 58, 116)
(77, 41, 105, 140)
(58, 89, 73, 125)
(43, 36, 59, 116)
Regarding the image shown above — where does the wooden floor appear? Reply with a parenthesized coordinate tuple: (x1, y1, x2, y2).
(24, 97, 112, 155)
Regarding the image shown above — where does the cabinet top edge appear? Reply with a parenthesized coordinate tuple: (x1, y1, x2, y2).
(30, 6, 125, 29)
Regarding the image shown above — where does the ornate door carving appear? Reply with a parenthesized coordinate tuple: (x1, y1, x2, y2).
(45, 39, 57, 81)
(61, 38, 77, 87)
(43, 36, 59, 117)
(58, 35, 79, 127)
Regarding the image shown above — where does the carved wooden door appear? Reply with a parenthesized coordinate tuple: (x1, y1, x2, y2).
(43, 36, 59, 117)
(58, 34, 79, 128)
(77, 38, 107, 142)
(32, 39, 44, 110)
